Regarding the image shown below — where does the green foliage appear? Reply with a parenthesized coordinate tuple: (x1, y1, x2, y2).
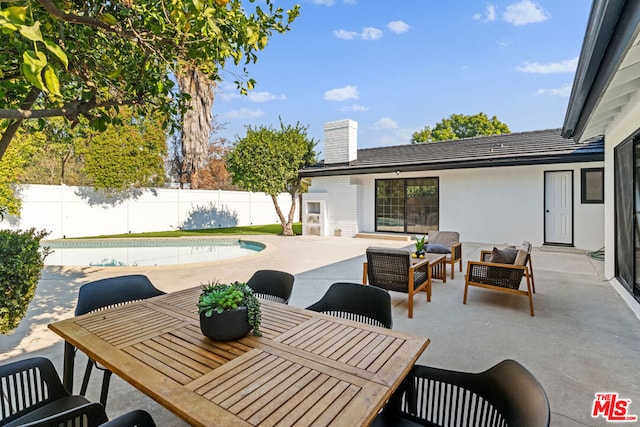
(0, 132, 37, 216)
(0, 1, 300, 157)
(197, 280, 262, 336)
(415, 235, 426, 252)
(412, 113, 510, 143)
(226, 121, 317, 197)
(78, 109, 167, 190)
(0, 228, 51, 334)
(226, 120, 317, 236)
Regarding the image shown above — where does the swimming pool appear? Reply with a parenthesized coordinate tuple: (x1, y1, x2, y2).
(42, 238, 265, 267)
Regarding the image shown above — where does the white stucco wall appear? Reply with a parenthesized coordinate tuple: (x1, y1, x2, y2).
(303, 162, 604, 250)
(302, 176, 359, 237)
(1, 185, 296, 239)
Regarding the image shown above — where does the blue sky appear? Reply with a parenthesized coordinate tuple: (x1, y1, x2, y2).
(215, 0, 591, 157)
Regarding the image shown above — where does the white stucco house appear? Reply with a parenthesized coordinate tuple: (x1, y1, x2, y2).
(300, 120, 604, 252)
(562, 0, 640, 309)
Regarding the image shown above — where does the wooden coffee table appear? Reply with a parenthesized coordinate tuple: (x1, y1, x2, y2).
(421, 253, 447, 283)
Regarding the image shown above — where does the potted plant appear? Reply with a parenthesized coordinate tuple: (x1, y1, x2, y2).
(413, 235, 426, 258)
(197, 280, 262, 341)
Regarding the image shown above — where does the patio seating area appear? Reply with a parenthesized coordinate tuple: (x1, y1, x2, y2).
(1, 235, 639, 426)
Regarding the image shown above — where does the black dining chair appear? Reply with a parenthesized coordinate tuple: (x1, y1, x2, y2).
(74, 274, 165, 407)
(0, 357, 106, 427)
(18, 403, 157, 427)
(246, 269, 295, 304)
(100, 409, 157, 427)
(373, 359, 550, 427)
(306, 282, 393, 329)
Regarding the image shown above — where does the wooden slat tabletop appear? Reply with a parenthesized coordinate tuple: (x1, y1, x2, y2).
(49, 286, 429, 427)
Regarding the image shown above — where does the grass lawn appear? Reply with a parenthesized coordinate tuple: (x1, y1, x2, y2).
(80, 223, 302, 238)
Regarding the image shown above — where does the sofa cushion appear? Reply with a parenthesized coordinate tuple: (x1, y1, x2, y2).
(489, 246, 518, 264)
(514, 244, 529, 266)
(428, 231, 459, 248)
(425, 243, 451, 254)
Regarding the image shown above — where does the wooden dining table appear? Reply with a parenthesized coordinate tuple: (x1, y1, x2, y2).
(49, 286, 430, 427)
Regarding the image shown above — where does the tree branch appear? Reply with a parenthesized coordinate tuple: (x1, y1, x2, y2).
(0, 98, 143, 121)
(36, 0, 151, 42)
(0, 87, 41, 160)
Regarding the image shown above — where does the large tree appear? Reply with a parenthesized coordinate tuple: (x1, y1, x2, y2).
(226, 120, 316, 236)
(0, 1, 300, 160)
(412, 113, 510, 143)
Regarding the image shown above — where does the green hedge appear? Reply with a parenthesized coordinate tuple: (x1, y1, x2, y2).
(0, 229, 50, 334)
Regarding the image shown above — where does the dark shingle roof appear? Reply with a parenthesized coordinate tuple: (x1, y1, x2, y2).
(300, 128, 604, 177)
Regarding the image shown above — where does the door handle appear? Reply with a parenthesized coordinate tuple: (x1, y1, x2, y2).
(546, 210, 550, 213)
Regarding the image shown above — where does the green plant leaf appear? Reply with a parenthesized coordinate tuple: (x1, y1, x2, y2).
(43, 65, 61, 96)
(19, 21, 43, 42)
(101, 13, 118, 25)
(22, 50, 48, 90)
(43, 39, 69, 69)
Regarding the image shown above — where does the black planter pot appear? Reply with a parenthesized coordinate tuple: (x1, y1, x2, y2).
(199, 307, 251, 341)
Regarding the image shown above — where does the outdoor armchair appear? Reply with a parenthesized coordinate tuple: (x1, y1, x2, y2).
(427, 230, 463, 279)
(247, 269, 295, 304)
(363, 247, 431, 318)
(73, 274, 166, 407)
(306, 282, 393, 329)
(373, 359, 550, 427)
(0, 357, 100, 427)
(464, 241, 535, 316)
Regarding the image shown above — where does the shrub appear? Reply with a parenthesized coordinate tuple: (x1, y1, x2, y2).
(0, 228, 51, 334)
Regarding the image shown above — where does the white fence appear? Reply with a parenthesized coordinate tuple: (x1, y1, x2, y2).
(1, 184, 296, 239)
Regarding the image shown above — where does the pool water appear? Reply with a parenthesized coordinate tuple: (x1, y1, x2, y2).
(42, 238, 265, 267)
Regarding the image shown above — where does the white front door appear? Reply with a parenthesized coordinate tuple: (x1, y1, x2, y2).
(545, 171, 573, 245)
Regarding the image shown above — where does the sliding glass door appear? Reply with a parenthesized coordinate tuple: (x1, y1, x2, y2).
(614, 136, 640, 302)
(375, 178, 439, 234)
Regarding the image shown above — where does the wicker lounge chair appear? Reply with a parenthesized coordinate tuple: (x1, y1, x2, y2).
(427, 231, 463, 279)
(362, 247, 431, 318)
(463, 241, 536, 316)
(373, 359, 550, 427)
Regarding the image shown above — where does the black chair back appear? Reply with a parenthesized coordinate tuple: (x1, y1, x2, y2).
(75, 274, 165, 316)
(380, 359, 550, 427)
(247, 270, 295, 304)
(74, 274, 165, 407)
(306, 282, 393, 329)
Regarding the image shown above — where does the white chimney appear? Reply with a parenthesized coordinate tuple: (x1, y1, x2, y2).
(324, 119, 357, 165)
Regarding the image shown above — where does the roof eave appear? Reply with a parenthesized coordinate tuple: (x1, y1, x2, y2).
(562, 0, 640, 141)
(299, 152, 604, 177)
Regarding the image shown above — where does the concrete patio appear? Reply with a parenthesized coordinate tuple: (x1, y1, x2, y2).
(1, 235, 639, 426)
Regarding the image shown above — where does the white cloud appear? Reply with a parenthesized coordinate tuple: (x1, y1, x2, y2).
(310, 0, 334, 5)
(334, 27, 383, 41)
(220, 108, 266, 120)
(535, 84, 572, 97)
(517, 57, 578, 73)
(473, 4, 496, 23)
(373, 118, 398, 130)
(333, 29, 359, 40)
(340, 104, 369, 112)
(503, 0, 549, 25)
(323, 85, 359, 101)
(387, 21, 410, 34)
(247, 91, 287, 103)
(361, 27, 383, 40)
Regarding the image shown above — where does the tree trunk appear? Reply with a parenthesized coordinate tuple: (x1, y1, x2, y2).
(176, 66, 214, 187)
(270, 194, 296, 236)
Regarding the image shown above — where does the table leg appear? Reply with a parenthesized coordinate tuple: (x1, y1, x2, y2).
(63, 341, 75, 393)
